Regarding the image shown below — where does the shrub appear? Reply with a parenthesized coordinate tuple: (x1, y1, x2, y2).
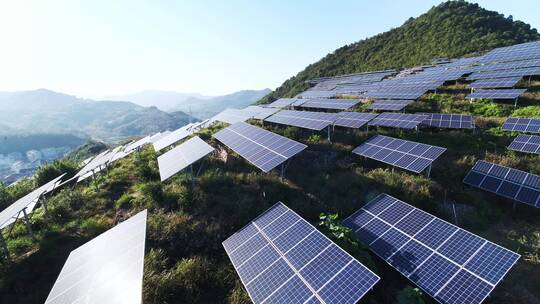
(35, 159, 78, 186)
(80, 217, 109, 236)
(283, 126, 300, 140)
(512, 105, 540, 118)
(395, 287, 425, 304)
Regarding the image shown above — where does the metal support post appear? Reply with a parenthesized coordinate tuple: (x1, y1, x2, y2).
(190, 164, 195, 189)
(327, 126, 331, 143)
(425, 164, 432, 178)
(22, 208, 35, 240)
(0, 233, 9, 260)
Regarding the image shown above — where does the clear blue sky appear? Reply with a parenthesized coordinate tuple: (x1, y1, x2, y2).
(1, 1, 538, 97)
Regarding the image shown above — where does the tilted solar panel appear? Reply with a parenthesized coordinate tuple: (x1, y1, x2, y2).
(265, 110, 337, 131)
(363, 91, 425, 100)
(368, 113, 427, 129)
(502, 117, 540, 134)
(265, 98, 304, 108)
(124, 136, 151, 153)
(343, 194, 520, 304)
(223, 202, 380, 304)
(469, 77, 522, 89)
(471, 58, 540, 72)
(508, 134, 540, 155)
(213, 122, 307, 172)
(353, 135, 446, 174)
(298, 98, 361, 110)
(45, 210, 147, 304)
(466, 89, 526, 100)
(420, 113, 474, 129)
(467, 67, 540, 80)
(157, 136, 215, 182)
(211, 108, 253, 124)
(334, 112, 378, 128)
(153, 127, 191, 152)
(480, 41, 540, 63)
(242, 106, 280, 120)
(367, 100, 413, 111)
(297, 90, 337, 99)
(464, 160, 540, 208)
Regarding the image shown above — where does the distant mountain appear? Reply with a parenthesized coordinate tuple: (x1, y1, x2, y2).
(259, 0, 540, 103)
(109, 89, 272, 119)
(0, 89, 196, 142)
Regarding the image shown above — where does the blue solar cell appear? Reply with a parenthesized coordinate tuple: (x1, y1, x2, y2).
(285, 232, 331, 270)
(480, 175, 502, 192)
(342, 209, 374, 232)
(463, 171, 485, 186)
(502, 117, 540, 134)
(318, 261, 380, 304)
(223, 223, 258, 253)
(362, 194, 397, 215)
(415, 218, 457, 249)
(263, 275, 313, 303)
(411, 254, 460, 295)
(263, 211, 301, 240)
(273, 220, 314, 253)
(237, 245, 280, 283)
(516, 187, 540, 206)
(438, 230, 486, 265)
(498, 181, 520, 199)
(357, 218, 392, 245)
(300, 244, 351, 290)
(389, 240, 433, 276)
(394, 209, 433, 236)
(304, 296, 323, 304)
(229, 233, 267, 266)
(334, 112, 378, 128)
(370, 228, 411, 259)
(246, 258, 295, 303)
(465, 242, 520, 285)
(377, 201, 414, 224)
(436, 270, 493, 304)
(254, 203, 289, 228)
(265, 110, 337, 131)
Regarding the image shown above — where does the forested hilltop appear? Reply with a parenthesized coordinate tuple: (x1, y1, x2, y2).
(259, 1, 540, 104)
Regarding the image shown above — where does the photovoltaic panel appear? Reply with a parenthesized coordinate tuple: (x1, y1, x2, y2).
(157, 136, 214, 182)
(334, 112, 378, 128)
(463, 160, 540, 208)
(150, 131, 172, 144)
(368, 112, 427, 129)
(223, 202, 379, 304)
(211, 108, 253, 124)
(45, 210, 147, 304)
(466, 89, 526, 100)
(298, 98, 361, 110)
(153, 127, 191, 152)
(0, 174, 65, 229)
(367, 100, 413, 111)
(467, 67, 540, 80)
(265, 110, 337, 131)
(297, 90, 337, 99)
(502, 117, 540, 134)
(242, 106, 280, 120)
(363, 91, 425, 100)
(508, 134, 540, 155)
(480, 41, 540, 63)
(420, 113, 474, 129)
(343, 194, 520, 304)
(471, 58, 540, 72)
(265, 98, 304, 108)
(213, 122, 307, 172)
(124, 136, 151, 153)
(469, 77, 522, 89)
(352, 135, 446, 174)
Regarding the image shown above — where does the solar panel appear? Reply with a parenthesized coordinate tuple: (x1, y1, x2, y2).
(334, 112, 378, 128)
(502, 117, 540, 134)
(363, 91, 425, 100)
(265, 110, 337, 131)
(211, 108, 253, 124)
(297, 90, 337, 99)
(466, 89, 526, 100)
(157, 136, 214, 182)
(343, 194, 520, 304)
(464, 160, 540, 208)
(467, 67, 540, 80)
(124, 136, 151, 152)
(353, 135, 446, 174)
(150, 131, 171, 144)
(213, 122, 307, 172)
(368, 113, 427, 129)
(223, 202, 379, 304)
(469, 77, 522, 89)
(76, 149, 113, 182)
(471, 58, 540, 72)
(367, 100, 413, 111)
(242, 106, 280, 120)
(420, 113, 474, 129)
(508, 134, 540, 155)
(265, 98, 304, 109)
(152, 127, 191, 152)
(0, 174, 65, 229)
(298, 98, 361, 110)
(480, 41, 540, 63)
(45, 210, 147, 304)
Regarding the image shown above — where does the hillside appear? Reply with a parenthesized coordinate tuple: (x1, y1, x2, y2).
(0, 89, 196, 142)
(259, 1, 540, 103)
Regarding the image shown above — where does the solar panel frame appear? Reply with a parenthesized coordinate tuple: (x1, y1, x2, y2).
(242, 106, 280, 120)
(419, 113, 474, 129)
(508, 134, 540, 154)
(502, 117, 540, 134)
(265, 98, 304, 108)
(265, 110, 337, 131)
(463, 160, 540, 208)
(466, 89, 526, 100)
(469, 77, 522, 89)
(467, 67, 540, 80)
(352, 135, 446, 174)
(152, 127, 191, 152)
(157, 136, 215, 182)
(213, 122, 307, 173)
(367, 100, 413, 111)
(297, 98, 361, 110)
(211, 108, 253, 124)
(297, 90, 337, 99)
(334, 112, 378, 128)
(223, 202, 380, 304)
(368, 112, 427, 129)
(45, 210, 147, 304)
(343, 194, 520, 304)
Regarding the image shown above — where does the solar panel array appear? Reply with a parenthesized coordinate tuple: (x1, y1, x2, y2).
(265, 98, 304, 108)
(363, 91, 424, 100)
(297, 90, 337, 99)
(420, 113, 474, 129)
(508, 134, 540, 155)
(76, 150, 113, 182)
(480, 40, 540, 63)
(368, 113, 427, 129)
(211, 108, 254, 124)
(153, 127, 191, 152)
(466, 89, 526, 100)
(502, 117, 540, 134)
(353, 135, 446, 173)
(242, 106, 280, 120)
(343, 194, 520, 304)
(265, 110, 337, 131)
(0, 174, 65, 230)
(223, 202, 380, 304)
(471, 58, 540, 72)
(157, 136, 215, 182)
(334, 112, 378, 128)
(45, 210, 147, 304)
(124, 136, 151, 153)
(367, 100, 413, 111)
(213, 122, 307, 172)
(464, 160, 540, 208)
(298, 98, 361, 110)
(469, 77, 522, 89)
(467, 67, 540, 80)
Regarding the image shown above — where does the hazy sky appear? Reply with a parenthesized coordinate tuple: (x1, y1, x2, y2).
(1, 1, 539, 97)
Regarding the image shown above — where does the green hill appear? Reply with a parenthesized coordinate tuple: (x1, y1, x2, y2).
(259, 0, 540, 104)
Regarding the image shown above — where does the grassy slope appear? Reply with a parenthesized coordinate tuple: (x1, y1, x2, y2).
(0, 81, 539, 304)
